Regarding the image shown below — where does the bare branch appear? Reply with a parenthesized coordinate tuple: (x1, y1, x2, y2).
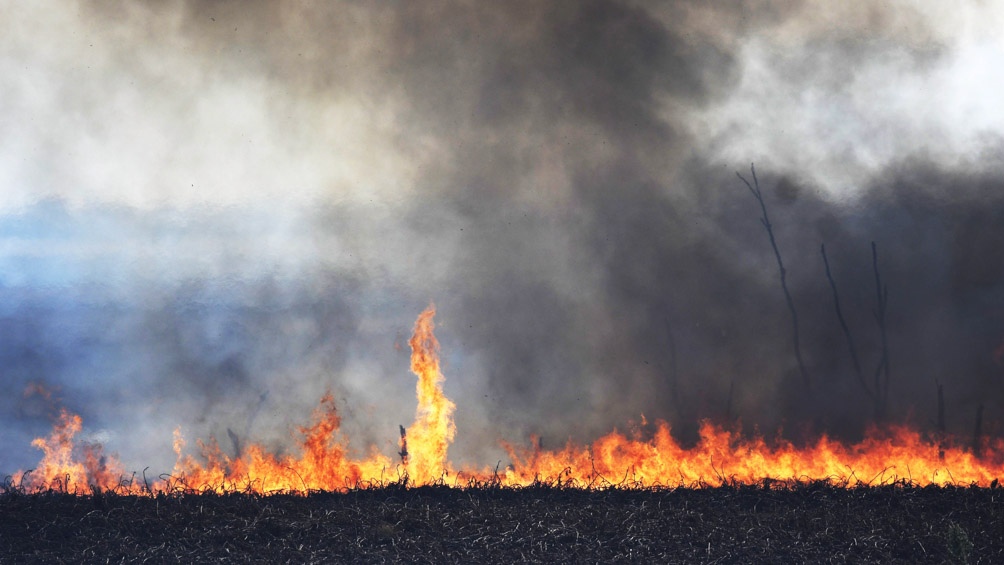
(821, 244, 871, 398)
(737, 163, 810, 390)
(872, 241, 891, 421)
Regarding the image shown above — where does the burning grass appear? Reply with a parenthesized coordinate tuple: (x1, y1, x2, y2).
(8, 305, 1004, 561)
(2, 480, 1003, 563)
(13, 305, 1004, 496)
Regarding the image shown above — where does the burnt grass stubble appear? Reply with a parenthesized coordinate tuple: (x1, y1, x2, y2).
(2, 478, 1003, 564)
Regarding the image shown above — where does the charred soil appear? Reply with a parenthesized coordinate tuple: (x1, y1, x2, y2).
(2, 482, 1002, 563)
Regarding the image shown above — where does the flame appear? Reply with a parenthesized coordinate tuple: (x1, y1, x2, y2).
(23, 382, 55, 401)
(164, 393, 393, 493)
(498, 422, 1004, 487)
(21, 408, 127, 493)
(11, 306, 1004, 494)
(402, 304, 457, 483)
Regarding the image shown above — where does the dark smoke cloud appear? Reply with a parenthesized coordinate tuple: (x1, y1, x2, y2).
(3, 1, 1004, 475)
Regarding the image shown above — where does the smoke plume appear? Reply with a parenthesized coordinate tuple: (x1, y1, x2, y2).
(2, 1, 1003, 475)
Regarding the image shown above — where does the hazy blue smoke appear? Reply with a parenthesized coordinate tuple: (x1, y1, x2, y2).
(2, 1, 1003, 475)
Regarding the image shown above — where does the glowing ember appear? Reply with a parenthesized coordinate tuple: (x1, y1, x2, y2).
(11, 306, 1004, 494)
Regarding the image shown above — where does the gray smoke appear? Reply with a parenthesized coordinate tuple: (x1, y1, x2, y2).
(2, 1, 1004, 476)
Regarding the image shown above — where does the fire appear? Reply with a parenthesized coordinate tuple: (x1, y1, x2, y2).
(500, 422, 1004, 487)
(10, 306, 1004, 494)
(402, 305, 457, 483)
(164, 393, 393, 493)
(21, 408, 127, 493)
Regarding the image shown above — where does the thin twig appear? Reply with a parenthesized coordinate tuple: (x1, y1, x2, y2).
(737, 163, 810, 390)
(871, 241, 890, 420)
(398, 425, 408, 465)
(821, 244, 871, 398)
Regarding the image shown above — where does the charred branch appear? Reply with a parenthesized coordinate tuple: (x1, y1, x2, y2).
(871, 242, 891, 422)
(398, 425, 408, 464)
(821, 241, 893, 422)
(821, 244, 870, 398)
(737, 163, 810, 390)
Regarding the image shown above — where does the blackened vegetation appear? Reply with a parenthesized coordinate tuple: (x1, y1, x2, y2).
(399, 424, 409, 464)
(2, 482, 1003, 563)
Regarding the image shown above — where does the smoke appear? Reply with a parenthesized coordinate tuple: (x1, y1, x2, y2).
(2, 1, 1004, 475)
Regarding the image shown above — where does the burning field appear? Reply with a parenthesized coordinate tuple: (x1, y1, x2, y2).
(5, 1, 1004, 562)
(10, 305, 1004, 494)
(4, 306, 1004, 562)
(4, 304, 1004, 495)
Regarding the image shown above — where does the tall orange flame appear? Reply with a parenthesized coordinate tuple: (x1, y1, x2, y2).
(403, 304, 457, 483)
(10, 307, 1004, 494)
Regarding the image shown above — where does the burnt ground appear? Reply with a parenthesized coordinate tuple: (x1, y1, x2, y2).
(1, 482, 1002, 563)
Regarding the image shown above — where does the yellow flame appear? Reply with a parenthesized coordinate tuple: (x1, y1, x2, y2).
(404, 304, 457, 484)
(12, 307, 1004, 494)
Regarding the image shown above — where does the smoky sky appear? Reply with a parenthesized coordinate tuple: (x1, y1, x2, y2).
(2, 1, 1004, 475)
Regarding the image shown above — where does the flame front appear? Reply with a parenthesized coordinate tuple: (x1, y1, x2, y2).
(11, 307, 1004, 494)
(499, 422, 1004, 487)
